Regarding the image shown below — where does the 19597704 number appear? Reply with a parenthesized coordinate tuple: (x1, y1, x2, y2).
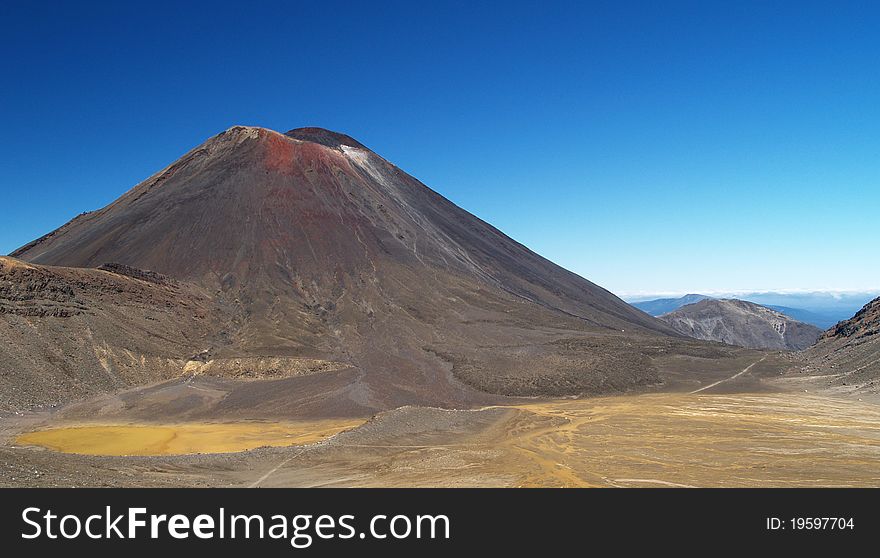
(767, 517, 854, 530)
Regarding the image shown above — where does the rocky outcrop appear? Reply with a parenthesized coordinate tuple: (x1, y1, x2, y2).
(0, 258, 85, 317)
(797, 297, 880, 395)
(825, 297, 880, 339)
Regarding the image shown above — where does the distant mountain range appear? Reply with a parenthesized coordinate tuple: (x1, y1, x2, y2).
(630, 292, 879, 330)
(630, 294, 710, 316)
(657, 299, 823, 351)
(762, 305, 838, 330)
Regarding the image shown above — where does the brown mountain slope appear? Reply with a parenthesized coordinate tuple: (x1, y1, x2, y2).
(5, 126, 745, 413)
(659, 298, 822, 350)
(797, 297, 880, 393)
(0, 256, 223, 410)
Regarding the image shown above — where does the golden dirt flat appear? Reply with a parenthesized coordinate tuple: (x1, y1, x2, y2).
(494, 393, 880, 487)
(16, 419, 364, 456)
(5, 392, 880, 487)
(242, 392, 880, 488)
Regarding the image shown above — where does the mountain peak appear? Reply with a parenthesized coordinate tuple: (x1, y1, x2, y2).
(285, 127, 366, 149)
(213, 126, 367, 151)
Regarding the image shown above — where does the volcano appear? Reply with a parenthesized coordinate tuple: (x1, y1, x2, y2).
(5, 126, 734, 414)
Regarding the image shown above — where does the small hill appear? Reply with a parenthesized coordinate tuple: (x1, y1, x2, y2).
(658, 298, 823, 350)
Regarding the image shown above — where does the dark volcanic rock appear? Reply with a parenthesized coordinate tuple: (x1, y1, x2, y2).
(825, 297, 880, 339)
(98, 263, 172, 285)
(0, 258, 85, 317)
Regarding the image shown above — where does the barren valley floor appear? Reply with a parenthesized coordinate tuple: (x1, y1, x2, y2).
(3, 379, 879, 488)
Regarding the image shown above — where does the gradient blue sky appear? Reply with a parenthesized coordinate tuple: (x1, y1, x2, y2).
(1, 0, 878, 296)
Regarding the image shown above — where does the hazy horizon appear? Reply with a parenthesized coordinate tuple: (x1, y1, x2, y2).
(622, 288, 880, 301)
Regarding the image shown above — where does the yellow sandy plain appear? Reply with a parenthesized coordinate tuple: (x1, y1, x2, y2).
(13, 393, 880, 488)
(497, 393, 880, 487)
(16, 419, 364, 456)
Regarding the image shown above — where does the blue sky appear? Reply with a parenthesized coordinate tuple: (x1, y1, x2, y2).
(1, 1, 878, 296)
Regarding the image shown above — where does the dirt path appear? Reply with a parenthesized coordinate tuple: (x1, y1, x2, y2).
(689, 355, 767, 394)
(248, 450, 304, 488)
(611, 478, 696, 488)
